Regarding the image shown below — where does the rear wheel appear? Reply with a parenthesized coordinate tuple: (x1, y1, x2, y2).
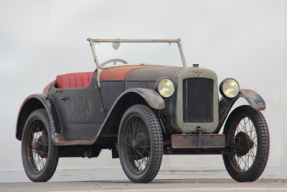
(21, 109, 59, 182)
(118, 105, 163, 183)
(223, 105, 270, 182)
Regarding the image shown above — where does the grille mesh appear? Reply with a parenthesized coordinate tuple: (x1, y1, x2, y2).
(183, 78, 214, 123)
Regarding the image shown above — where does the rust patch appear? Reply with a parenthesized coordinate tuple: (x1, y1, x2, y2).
(53, 133, 93, 145)
(147, 82, 151, 89)
(240, 89, 266, 110)
(171, 134, 225, 149)
(53, 133, 64, 143)
(134, 88, 165, 109)
(100, 65, 155, 81)
(43, 80, 56, 93)
(126, 66, 184, 81)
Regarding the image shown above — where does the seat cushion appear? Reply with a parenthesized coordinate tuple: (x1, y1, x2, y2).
(56, 72, 93, 89)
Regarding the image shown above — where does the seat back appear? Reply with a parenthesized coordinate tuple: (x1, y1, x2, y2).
(56, 72, 94, 89)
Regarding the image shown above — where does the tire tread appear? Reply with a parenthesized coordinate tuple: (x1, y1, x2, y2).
(21, 109, 59, 182)
(223, 105, 270, 182)
(118, 104, 163, 183)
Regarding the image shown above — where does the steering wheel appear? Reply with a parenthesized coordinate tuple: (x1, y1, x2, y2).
(100, 58, 128, 66)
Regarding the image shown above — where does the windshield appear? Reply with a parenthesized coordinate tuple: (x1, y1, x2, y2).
(91, 40, 185, 68)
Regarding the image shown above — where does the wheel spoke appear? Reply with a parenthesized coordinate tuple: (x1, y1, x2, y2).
(231, 116, 259, 172)
(133, 118, 138, 139)
(26, 120, 49, 173)
(223, 106, 270, 183)
(244, 118, 249, 132)
(136, 119, 143, 136)
(125, 140, 146, 159)
(122, 115, 152, 173)
(135, 142, 150, 155)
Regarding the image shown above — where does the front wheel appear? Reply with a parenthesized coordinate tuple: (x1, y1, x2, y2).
(118, 105, 163, 183)
(21, 109, 59, 182)
(223, 105, 270, 182)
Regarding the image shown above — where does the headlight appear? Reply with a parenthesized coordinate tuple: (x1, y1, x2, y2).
(219, 78, 240, 98)
(155, 78, 175, 98)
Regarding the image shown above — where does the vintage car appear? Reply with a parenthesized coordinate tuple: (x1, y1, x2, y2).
(16, 39, 270, 183)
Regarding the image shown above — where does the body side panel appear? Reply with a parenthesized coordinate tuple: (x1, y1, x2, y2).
(50, 75, 105, 141)
(52, 88, 165, 146)
(100, 81, 125, 113)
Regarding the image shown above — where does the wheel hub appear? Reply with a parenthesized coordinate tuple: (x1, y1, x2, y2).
(33, 135, 48, 158)
(235, 132, 254, 156)
(131, 133, 149, 157)
(131, 140, 136, 148)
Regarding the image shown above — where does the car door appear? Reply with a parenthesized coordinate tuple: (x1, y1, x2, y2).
(52, 75, 105, 141)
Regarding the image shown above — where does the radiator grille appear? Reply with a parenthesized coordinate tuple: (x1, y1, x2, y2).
(183, 78, 214, 123)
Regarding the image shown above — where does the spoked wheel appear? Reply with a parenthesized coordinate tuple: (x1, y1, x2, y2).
(118, 105, 163, 183)
(223, 105, 270, 182)
(21, 109, 59, 182)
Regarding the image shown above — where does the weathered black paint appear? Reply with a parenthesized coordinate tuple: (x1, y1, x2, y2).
(16, 94, 61, 140)
(100, 81, 125, 113)
(214, 89, 266, 134)
(126, 81, 156, 90)
(126, 66, 183, 81)
(97, 88, 165, 140)
(214, 96, 240, 134)
(49, 84, 164, 145)
(50, 73, 105, 141)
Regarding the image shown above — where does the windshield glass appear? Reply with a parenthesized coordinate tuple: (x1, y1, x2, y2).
(92, 41, 184, 67)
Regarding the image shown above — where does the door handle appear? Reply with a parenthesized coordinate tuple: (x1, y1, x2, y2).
(59, 97, 68, 102)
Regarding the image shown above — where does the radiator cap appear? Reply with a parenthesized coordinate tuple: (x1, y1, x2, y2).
(193, 64, 199, 68)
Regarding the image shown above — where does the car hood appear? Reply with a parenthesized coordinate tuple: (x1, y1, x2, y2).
(100, 65, 184, 81)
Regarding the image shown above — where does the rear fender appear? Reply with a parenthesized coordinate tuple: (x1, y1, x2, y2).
(215, 89, 265, 133)
(16, 94, 61, 140)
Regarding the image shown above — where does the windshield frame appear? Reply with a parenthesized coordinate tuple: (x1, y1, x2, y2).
(88, 38, 187, 69)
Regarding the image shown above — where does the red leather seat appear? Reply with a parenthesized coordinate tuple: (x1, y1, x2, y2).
(56, 72, 94, 89)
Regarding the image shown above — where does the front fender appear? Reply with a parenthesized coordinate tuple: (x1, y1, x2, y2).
(214, 89, 266, 133)
(126, 88, 165, 110)
(16, 94, 61, 140)
(97, 88, 165, 140)
(240, 89, 266, 110)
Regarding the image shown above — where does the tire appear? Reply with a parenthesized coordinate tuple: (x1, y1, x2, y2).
(21, 109, 59, 182)
(223, 105, 270, 182)
(118, 105, 163, 183)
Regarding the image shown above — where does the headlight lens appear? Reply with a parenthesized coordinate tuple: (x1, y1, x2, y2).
(157, 78, 174, 98)
(220, 78, 240, 98)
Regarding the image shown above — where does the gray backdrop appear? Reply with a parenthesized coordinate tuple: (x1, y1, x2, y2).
(0, 0, 286, 173)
